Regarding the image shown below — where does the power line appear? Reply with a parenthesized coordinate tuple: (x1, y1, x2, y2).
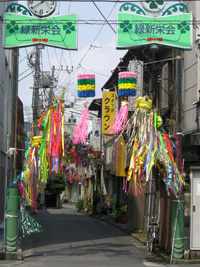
(61, 1, 118, 90)
(18, 70, 34, 82)
(92, 0, 116, 33)
(3, 0, 200, 2)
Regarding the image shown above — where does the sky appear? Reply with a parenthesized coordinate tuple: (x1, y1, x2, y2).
(17, 0, 179, 122)
(18, 1, 128, 121)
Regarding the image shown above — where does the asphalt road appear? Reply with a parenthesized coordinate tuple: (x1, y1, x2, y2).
(0, 204, 198, 267)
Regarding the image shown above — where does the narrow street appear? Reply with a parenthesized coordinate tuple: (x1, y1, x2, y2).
(1, 205, 197, 267)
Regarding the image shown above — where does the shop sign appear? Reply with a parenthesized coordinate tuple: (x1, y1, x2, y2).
(4, 13, 77, 49)
(102, 92, 115, 134)
(117, 13, 192, 49)
(129, 60, 144, 111)
(92, 118, 101, 151)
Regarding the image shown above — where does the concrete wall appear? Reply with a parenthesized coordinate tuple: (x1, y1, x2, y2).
(183, 1, 199, 133)
(0, 2, 13, 223)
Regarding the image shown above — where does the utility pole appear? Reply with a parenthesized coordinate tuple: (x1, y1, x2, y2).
(49, 65, 55, 107)
(10, 48, 19, 182)
(32, 46, 42, 133)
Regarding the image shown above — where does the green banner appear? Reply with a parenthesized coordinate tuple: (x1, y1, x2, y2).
(117, 13, 192, 49)
(4, 13, 77, 49)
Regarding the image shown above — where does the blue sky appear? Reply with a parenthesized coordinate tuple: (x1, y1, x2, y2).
(18, 1, 180, 121)
(18, 1, 127, 120)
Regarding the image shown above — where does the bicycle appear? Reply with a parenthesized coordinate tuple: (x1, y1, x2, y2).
(147, 216, 159, 253)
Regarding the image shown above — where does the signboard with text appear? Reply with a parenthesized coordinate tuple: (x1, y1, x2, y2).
(117, 13, 192, 49)
(4, 13, 77, 49)
(102, 92, 115, 134)
(129, 60, 144, 111)
(92, 118, 101, 151)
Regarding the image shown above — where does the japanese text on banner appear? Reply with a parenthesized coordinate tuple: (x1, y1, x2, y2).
(102, 92, 115, 134)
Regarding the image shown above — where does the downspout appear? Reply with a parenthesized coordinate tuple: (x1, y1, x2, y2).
(175, 49, 183, 133)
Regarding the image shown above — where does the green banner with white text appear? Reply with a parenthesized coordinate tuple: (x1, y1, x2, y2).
(117, 13, 192, 49)
(4, 13, 77, 49)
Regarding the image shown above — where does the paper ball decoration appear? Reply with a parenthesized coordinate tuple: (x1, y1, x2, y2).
(77, 74, 95, 97)
(135, 96, 152, 111)
(118, 72, 137, 96)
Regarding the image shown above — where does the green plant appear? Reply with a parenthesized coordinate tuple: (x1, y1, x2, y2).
(85, 199, 92, 213)
(46, 173, 66, 195)
(104, 195, 113, 208)
(76, 199, 84, 211)
(116, 205, 128, 216)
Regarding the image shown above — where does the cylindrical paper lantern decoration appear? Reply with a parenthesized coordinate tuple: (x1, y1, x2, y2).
(77, 74, 95, 97)
(118, 72, 137, 96)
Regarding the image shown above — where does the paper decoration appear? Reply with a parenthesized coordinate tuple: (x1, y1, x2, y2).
(77, 74, 95, 97)
(117, 96, 185, 196)
(109, 101, 129, 134)
(73, 106, 89, 144)
(118, 72, 137, 96)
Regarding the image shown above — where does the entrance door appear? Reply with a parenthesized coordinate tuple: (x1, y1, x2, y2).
(190, 167, 200, 250)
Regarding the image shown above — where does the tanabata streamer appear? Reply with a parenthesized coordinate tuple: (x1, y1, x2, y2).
(117, 96, 185, 196)
(19, 195, 44, 237)
(73, 104, 89, 145)
(109, 101, 129, 134)
(22, 99, 65, 211)
(77, 74, 95, 97)
(118, 72, 137, 96)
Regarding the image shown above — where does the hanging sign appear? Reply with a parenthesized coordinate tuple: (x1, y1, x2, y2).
(117, 13, 192, 49)
(102, 92, 115, 134)
(128, 60, 144, 111)
(4, 13, 77, 49)
(92, 118, 101, 151)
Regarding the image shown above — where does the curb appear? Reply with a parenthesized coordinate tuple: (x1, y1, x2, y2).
(90, 213, 200, 265)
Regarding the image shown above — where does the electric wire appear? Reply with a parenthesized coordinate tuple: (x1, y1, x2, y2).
(80, 64, 110, 77)
(61, 0, 119, 91)
(19, 66, 33, 76)
(4, 0, 200, 2)
(19, 47, 35, 64)
(92, 0, 116, 33)
(18, 70, 34, 82)
(46, 47, 52, 69)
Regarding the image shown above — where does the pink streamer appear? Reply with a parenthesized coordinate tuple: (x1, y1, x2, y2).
(122, 177, 130, 195)
(19, 183, 24, 199)
(109, 104, 129, 134)
(73, 108, 89, 144)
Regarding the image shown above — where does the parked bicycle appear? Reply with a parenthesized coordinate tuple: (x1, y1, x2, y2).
(147, 216, 159, 253)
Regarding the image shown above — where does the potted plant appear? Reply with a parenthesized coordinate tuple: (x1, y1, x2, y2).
(116, 205, 128, 224)
(104, 195, 113, 215)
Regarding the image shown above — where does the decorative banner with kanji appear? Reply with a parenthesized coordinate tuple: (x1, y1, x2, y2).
(129, 60, 144, 111)
(92, 118, 101, 151)
(117, 13, 192, 49)
(4, 13, 77, 49)
(102, 92, 116, 134)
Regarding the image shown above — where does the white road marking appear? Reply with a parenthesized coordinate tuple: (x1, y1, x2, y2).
(143, 262, 165, 266)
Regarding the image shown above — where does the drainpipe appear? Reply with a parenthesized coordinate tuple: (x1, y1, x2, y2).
(175, 49, 183, 132)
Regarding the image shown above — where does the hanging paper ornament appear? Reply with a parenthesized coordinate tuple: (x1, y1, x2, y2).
(135, 96, 152, 111)
(73, 103, 89, 144)
(156, 116, 162, 129)
(77, 74, 95, 97)
(117, 95, 185, 196)
(118, 72, 137, 96)
(30, 136, 42, 147)
(109, 101, 129, 134)
(19, 195, 44, 238)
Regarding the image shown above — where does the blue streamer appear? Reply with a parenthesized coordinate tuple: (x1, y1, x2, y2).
(143, 125, 154, 172)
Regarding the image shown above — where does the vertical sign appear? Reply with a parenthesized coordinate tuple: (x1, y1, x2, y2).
(129, 61, 144, 111)
(92, 118, 101, 151)
(102, 91, 116, 134)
